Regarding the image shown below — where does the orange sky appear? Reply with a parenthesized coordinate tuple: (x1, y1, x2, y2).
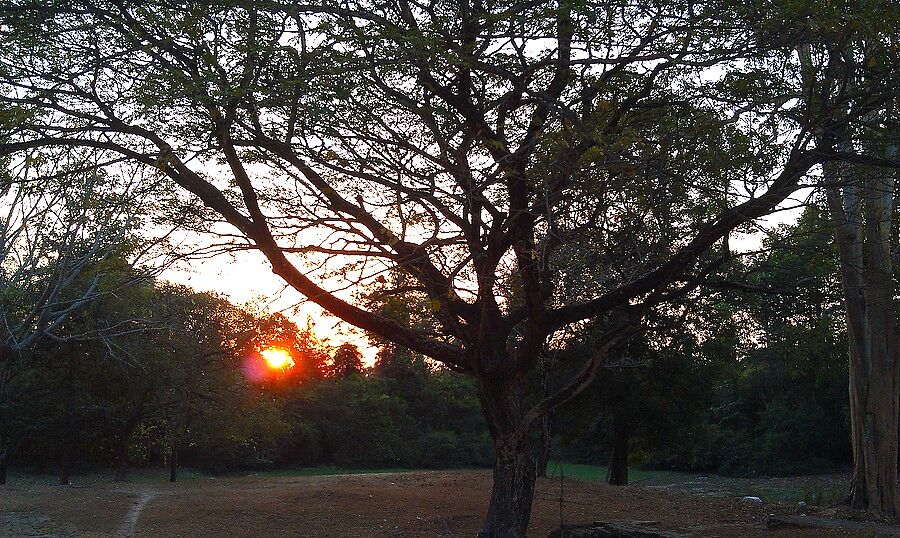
(160, 185, 810, 370)
(163, 248, 380, 366)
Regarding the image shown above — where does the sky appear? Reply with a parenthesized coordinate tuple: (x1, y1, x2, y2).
(159, 175, 813, 370)
(163, 247, 381, 366)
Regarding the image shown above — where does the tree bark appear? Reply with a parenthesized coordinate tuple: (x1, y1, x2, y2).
(607, 413, 630, 486)
(481, 441, 536, 538)
(826, 146, 899, 520)
(536, 412, 550, 479)
(477, 369, 537, 537)
(169, 445, 178, 483)
(114, 392, 149, 484)
(0, 346, 13, 487)
(536, 367, 552, 478)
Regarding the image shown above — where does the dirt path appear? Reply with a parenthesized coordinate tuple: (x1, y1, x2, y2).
(117, 488, 158, 537)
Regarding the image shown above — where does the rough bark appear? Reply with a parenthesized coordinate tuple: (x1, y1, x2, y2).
(481, 443, 537, 537)
(0, 346, 12, 487)
(477, 365, 537, 537)
(826, 149, 899, 520)
(536, 413, 551, 479)
(607, 413, 631, 486)
(536, 367, 552, 478)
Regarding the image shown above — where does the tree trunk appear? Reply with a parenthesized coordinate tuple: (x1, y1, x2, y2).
(536, 412, 550, 479)
(114, 437, 130, 482)
(481, 441, 536, 537)
(536, 366, 552, 478)
(59, 441, 71, 486)
(1, 346, 13, 487)
(169, 445, 178, 483)
(607, 413, 630, 486)
(826, 143, 899, 519)
(847, 338, 898, 517)
(477, 371, 537, 537)
(114, 397, 148, 484)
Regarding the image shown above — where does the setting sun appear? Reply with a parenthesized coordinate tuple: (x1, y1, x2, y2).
(261, 347, 295, 370)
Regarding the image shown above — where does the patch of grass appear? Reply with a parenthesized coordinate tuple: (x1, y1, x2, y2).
(4, 466, 208, 486)
(738, 481, 846, 505)
(128, 468, 207, 483)
(543, 462, 695, 485)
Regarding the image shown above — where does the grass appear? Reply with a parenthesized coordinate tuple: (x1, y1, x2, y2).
(10, 462, 849, 507)
(5, 466, 209, 486)
(543, 461, 848, 505)
(544, 461, 695, 485)
(737, 481, 847, 505)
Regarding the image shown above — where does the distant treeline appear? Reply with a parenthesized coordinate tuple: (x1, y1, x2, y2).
(3, 273, 493, 481)
(5, 209, 854, 481)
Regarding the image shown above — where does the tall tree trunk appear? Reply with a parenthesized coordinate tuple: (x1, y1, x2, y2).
(536, 367, 552, 478)
(169, 445, 178, 483)
(536, 412, 550, 479)
(826, 144, 899, 519)
(59, 440, 71, 486)
(114, 434, 131, 483)
(114, 392, 149, 484)
(607, 413, 630, 486)
(478, 372, 536, 537)
(483, 444, 536, 538)
(0, 345, 13, 487)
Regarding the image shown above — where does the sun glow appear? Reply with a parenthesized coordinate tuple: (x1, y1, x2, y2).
(261, 347, 295, 370)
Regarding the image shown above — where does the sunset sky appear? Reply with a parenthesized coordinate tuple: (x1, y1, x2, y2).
(160, 185, 811, 370)
(163, 247, 380, 366)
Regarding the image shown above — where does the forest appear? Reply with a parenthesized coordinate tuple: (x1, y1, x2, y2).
(0, 0, 897, 536)
(2, 208, 851, 482)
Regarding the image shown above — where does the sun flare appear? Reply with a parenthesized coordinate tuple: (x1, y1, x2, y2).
(261, 347, 295, 370)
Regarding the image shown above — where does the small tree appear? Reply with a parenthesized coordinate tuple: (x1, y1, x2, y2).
(331, 343, 364, 379)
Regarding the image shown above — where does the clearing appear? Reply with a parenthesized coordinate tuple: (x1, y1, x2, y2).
(0, 468, 892, 537)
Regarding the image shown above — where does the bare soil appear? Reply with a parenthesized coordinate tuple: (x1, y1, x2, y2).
(0, 470, 891, 537)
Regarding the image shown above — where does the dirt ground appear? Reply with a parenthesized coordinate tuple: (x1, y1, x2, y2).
(0, 470, 893, 537)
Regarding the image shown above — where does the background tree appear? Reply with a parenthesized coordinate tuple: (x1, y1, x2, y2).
(789, 6, 899, 515)
(0, 163, 149, 484)
(330, 343, 364, 379)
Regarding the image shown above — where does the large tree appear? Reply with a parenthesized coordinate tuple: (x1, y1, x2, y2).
(0, 1, 891, 533)
(825, 108, 898, 518)
(793, 8, 899, 516)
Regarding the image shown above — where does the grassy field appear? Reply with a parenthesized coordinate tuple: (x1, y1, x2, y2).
(9, 462, 849, 507)
(4, 465, 420, 486)
(2, 469, 857, 537)
(545, 461, 695, 484)
(545, 461, 849, 505)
